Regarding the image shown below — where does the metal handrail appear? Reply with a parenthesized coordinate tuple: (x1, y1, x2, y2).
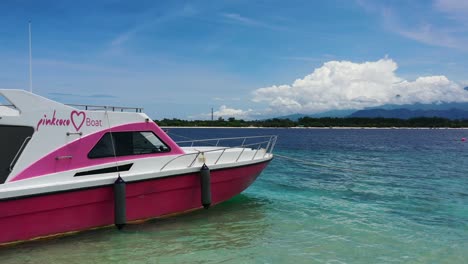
(66, 104, 144, 113)
(159, 145, 233, 171)
(214, 149, 226, 164)
(176, 135, 276, 144)
(160, 135, 277, 171)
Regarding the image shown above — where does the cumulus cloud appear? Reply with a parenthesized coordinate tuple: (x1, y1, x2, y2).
(191, 105, 255, 120)
(252, 58, 468, 114)
(215, 105, 253, 119)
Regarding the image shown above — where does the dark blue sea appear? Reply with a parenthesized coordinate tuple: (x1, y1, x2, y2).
(1, 128, 467, 263)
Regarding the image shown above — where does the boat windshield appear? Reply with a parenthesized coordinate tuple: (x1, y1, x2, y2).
(88, 131, 170, 159)
(0, 95, 19, 116)
(0, 125, 34, 184)
(0, 94, 7, 105)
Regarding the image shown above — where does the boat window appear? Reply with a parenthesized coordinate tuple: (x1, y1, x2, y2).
(0, 125, 34, 184)
(0, 95, 19, 116)
(88, 131, 170, 159)
(0, 95, 8, 105)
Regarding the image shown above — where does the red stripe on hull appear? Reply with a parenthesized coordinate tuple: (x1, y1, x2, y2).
(0, 161, 269, 245)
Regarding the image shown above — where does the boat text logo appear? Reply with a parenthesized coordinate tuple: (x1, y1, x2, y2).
(36, 110, 103, 131)
(71, 110, 85, 131)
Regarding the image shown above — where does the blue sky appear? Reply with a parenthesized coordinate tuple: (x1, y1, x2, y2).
(1, 0, 467, 119)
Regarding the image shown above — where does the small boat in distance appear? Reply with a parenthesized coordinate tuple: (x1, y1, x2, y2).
(0, 89, 276, 245)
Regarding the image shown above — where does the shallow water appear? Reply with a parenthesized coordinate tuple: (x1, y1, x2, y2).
(1, 128, 467, 263)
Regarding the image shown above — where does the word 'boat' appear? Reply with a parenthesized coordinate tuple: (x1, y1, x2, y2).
(0, 89, 276, 245)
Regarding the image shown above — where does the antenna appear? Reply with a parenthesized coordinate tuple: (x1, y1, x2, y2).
(28, 21, 33, 93)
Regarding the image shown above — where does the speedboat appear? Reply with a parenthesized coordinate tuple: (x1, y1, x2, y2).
(0, 89, 276, 245)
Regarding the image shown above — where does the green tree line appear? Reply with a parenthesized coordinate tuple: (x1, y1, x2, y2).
(155, 117, 468, 128)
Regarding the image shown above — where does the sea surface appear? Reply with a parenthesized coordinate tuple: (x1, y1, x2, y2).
(1, 128, 467, 263)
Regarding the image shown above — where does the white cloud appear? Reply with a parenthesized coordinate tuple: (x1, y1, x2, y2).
(252, 58, 468, 114)
(191, 105, 255, 120)
(110, 4, 198, 49)
(381, 8, 468, 51)
(220, 13, 286, 31)
(434, 0, 468, 18)
(216, 105, 253, 118)
(393, 24, 465, 51)
(221, 13, 261, 27)
(358, 0, 468, 51)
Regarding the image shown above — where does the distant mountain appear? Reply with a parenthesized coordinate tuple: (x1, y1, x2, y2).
(272, 102, 468, 120)
(273, 113, 308, 121)
(349, 108, 468, 120)
(274, 110, 358, 120)
(308, 109, 356, 118)
(364, 102, 468, 111)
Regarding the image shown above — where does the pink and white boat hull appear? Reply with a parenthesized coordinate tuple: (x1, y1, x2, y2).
(0, 89, 276, 245)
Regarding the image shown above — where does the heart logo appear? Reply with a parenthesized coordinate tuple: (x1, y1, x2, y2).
(71, 111, 86, 131)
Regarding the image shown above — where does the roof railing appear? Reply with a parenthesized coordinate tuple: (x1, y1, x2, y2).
(66, 104, 144, 113)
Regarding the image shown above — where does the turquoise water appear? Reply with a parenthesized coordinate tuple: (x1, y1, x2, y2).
(1, 128, 467, 263)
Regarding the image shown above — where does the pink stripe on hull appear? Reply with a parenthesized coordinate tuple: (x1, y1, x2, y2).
(0, 161, 270, 245)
